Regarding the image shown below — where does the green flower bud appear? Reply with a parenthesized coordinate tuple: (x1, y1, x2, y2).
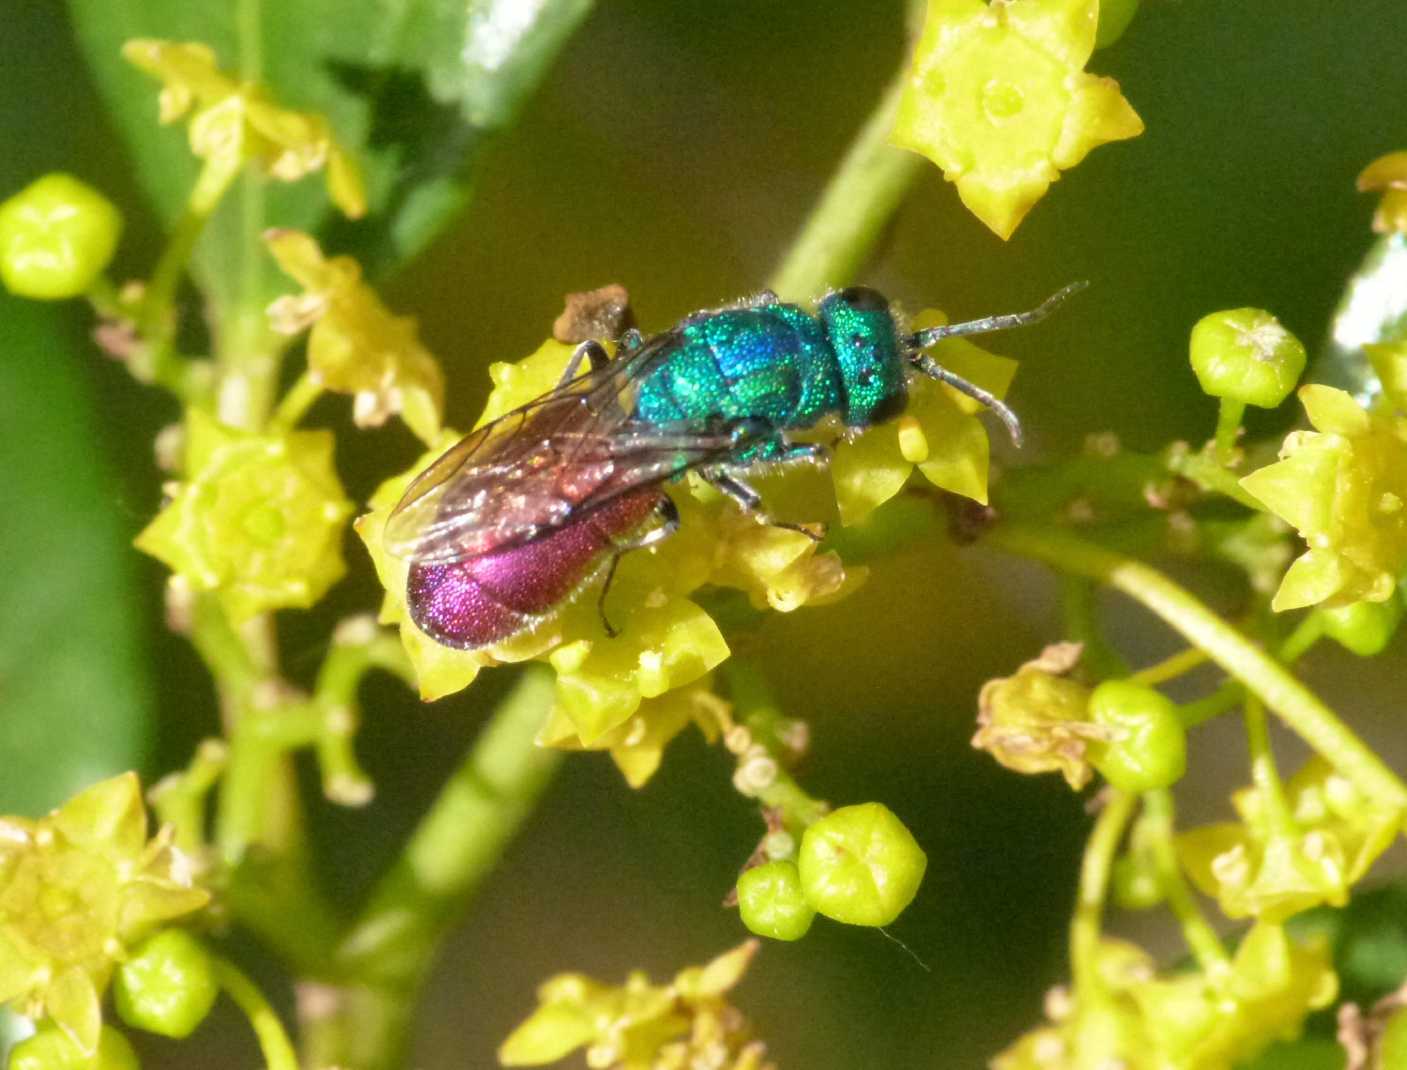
(736, 861, 815, 942)
(0, 174, 122, 300)
(797, 803, 927, 927)
(113, 930, 218, 1038)
(1316, 598, 1402, 656)
(8, 1025, 139, 1070)
(1088, 680, 1187, 792)
(1189, 308, 1306, 408)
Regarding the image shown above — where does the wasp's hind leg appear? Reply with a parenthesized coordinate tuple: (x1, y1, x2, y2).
(702, 468, 824, 542)
(599, 496, 681, 638)
(557, 339, 613, 387)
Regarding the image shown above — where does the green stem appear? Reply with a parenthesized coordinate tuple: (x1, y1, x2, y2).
(270, 370, 325, 431)
(212, 956, 300, 1070)
(1163, 442, 1264, 511)
(767, 66, 923, 299)
(1070, 790, 1137, 997)
(986, 523, 1407, 810)
(1278, 612, 1325, 664)
(723, 662, 829, 833)
(1244, 694, 1296, 836)
(1141, 789, 1230, 979)
(135, 159, 239, 397)
(1061, 575, 1129, 679)
(149, 738, 228, 853)
(1129, 646, 1208, 687)
(1178, 682, 1241, 728)
(300, 667, 562, 1070)
(1212, 397, 1246, 463)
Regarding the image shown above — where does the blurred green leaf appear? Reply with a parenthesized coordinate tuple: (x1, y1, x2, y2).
(1317, 232, 1407, 403)
(0, 299, 153, 816)
(65, 0, 593, 311)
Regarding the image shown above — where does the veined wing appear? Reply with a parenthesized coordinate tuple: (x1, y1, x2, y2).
(384, 333, 742, 564)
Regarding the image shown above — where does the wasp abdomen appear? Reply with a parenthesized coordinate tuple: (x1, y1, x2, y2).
(406, 488, 661, 649)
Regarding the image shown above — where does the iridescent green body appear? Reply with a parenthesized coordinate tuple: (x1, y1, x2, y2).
(631, 289, 907, 461)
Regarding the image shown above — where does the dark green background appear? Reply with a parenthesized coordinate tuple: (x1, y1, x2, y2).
(2, 3, 1406, 1067)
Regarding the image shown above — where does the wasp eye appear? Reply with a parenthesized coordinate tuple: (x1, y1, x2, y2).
(838, 286, 889, 313)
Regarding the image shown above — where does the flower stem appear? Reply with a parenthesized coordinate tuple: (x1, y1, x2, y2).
(767, 65, 923, 299)
(1070, 790, 1137, 996)
(1163, 442, 1264, 511)
(300, 667, 562, 1070)
(1244, 694, 1296, 837)
(1212, 397, 1246, 463)
(1061, 575, 1129, 679)
(986, 523, 1407, 810)
(212, 956, 300, 1070)
(1141, 789, 1230, 979)
(1129, 646, 1208, 687)
(270, 370, 325, 431)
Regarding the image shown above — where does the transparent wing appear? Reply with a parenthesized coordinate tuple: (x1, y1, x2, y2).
(384, 334, 744, 564)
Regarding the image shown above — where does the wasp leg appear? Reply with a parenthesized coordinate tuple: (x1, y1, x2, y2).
(776, 441, 828, 467)
(557, 339, 613, 387)
(703, 468, 823, 542)
(599, 496, 681, 638)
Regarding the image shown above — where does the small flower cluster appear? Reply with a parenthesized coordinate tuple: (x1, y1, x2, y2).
(973, 644, 1186, 794)
(266, 230, 445, 442)
(122, 40, 364, 217)
(993, 926, 1337, 1070)
(0, 775, 209, 1056)
(1241, 385, 1407, 611)
(136, 408, 353, 622)
(498, 942, 773, 1070)
(1177, 757, 1403, 922)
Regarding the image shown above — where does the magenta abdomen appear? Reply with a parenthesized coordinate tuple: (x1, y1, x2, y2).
(406, 489, 661, 649)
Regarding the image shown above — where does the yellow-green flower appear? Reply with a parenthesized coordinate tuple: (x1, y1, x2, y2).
(1126, 924, 1336, 1069)
(266, 230, 445, 442)
(1177, 757, 1403, 922)
(973, 641, 1100, 789)
(1358, 151, 1407, 235)
(136, 408, 353, 622)
(830, 309, 1017, 523)
(356, 337, 860, 770)
(1240, 384, 1407, 610)
(123, 39, 365, 217)
(0, 774, 209, 1055)
(993, 928, 1336, 1070)
(893, 0, 1144, 239)
(537, 683, 726, 788)
(498, 941, 772, 1070)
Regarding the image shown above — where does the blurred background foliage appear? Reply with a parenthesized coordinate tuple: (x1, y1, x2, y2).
(3, 1, 1407, 1067)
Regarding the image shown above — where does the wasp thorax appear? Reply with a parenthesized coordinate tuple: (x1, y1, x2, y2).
(818, 288, 908, 427)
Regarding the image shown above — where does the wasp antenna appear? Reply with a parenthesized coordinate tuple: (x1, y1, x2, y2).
(913, 355, 1023, 448)
(907, 280, 1089, 350)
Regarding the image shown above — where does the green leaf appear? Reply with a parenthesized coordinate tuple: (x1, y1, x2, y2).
(65, 0, 593, 310)
(0, 298, 154, 816)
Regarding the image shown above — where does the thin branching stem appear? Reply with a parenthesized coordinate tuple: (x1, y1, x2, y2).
(986, 523, 1407, 810)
